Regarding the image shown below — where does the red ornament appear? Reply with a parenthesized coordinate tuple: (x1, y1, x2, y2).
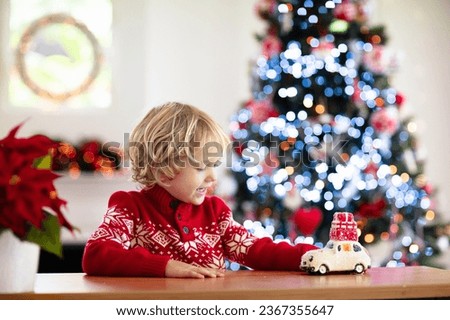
(351, 78, 363, 106)
(261, 34, 282, 58)
(232, 140, 245, 157)
(370, 107, 399, 136)
(395, 93, 405, 107)
(363, 162, 379, 177)
(422, 183, 433, 195)
(260, 151, 279, 176)
(311, 40, 335, 60)
(245, 99, 279, 124)
(329, 212, 358, 241)
(293, 206, 323, 236)
(356, 199, 387, 219)
(334, 0, 357, 22)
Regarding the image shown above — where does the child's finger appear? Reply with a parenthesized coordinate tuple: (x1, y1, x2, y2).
(194, 267, 224, 278)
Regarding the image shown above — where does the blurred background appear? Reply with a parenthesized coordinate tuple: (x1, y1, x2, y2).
(0, 0, 448, 269)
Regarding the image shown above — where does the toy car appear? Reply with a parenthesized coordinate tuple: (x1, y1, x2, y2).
(300, 240, 371, 274)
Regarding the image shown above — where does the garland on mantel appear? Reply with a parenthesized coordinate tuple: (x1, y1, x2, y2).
(51, 139, 123, 178)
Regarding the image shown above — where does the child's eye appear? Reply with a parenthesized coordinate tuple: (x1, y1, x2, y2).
(200, 160, 222, 168)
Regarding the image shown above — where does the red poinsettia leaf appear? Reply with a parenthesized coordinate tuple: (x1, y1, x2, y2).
(6, 185, 45, 228)
(0, 122, 52, 149)
(49, 204, 74, 233)
(1, 122, 75, 252)
(6, 136, 56, 164)
(0, 122, 24, 144)
(0, 123, 57, 169)
(3, 162, 65, 227)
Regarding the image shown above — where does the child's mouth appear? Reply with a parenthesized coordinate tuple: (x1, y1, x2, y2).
(196, 187, 207, 193)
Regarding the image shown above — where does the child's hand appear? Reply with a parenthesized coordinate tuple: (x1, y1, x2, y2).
(165, 259, 225, 279)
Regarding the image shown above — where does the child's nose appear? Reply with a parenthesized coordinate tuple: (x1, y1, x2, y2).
(205, 167, 217, 182)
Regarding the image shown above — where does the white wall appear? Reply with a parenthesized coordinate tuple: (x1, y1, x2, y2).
(371, 0, 450, 220)
(0, 0, 449, 233)
(143, 0, 263, 131)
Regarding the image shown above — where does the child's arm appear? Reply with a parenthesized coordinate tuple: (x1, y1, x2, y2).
(82, 239, 170, 276)
(243, 237, 318, 270)
(219, 210, 317, 271)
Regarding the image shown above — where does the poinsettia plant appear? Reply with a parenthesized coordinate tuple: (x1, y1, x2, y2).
(0, 122, 74, 257)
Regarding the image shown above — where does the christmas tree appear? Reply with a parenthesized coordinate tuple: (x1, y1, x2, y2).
(229, 0, 447, 268)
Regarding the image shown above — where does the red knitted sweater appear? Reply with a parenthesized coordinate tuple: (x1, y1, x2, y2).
(82, 184, 317, 277)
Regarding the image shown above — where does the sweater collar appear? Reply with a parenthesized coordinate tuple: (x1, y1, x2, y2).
(143, 184, 193, 214)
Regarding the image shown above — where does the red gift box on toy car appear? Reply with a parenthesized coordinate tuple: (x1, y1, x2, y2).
(329, 212, 358, 241)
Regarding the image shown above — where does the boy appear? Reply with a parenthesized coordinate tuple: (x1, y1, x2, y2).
(82, 102, 317, 278)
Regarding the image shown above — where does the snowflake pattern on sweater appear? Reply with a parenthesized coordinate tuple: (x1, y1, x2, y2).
(87, 201, 257, 270)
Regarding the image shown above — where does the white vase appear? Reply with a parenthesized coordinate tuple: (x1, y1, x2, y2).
(0, 229, 40, 293)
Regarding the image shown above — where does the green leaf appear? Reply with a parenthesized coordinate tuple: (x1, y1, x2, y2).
(34, 153, 52, 170)
(26, 213, 63, 258)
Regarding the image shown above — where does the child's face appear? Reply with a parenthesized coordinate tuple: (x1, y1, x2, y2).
(159, 149, 222, 205)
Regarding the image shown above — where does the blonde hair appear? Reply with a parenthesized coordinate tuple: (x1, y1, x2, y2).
(128, 102, 230, 187)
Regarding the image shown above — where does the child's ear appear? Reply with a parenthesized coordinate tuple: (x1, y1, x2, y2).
(158, 175, 171, 186)
(153, 169, 171, 186)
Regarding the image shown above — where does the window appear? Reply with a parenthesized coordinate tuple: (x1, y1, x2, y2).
(8, 0, 112, 110)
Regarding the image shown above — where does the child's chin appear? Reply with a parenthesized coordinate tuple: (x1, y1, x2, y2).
(191, 196, 206, 205)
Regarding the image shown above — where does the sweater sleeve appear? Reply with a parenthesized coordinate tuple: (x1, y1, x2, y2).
(219, 209, 317, 271)
(244, 237, 318, 271)
(82, 191, 170, 277)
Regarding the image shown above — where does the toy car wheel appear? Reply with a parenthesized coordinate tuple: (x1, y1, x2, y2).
(318, 264, 328, 275)
(354, 263, 365, 274)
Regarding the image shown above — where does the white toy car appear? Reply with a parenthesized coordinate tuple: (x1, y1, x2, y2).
(300, 240, 371, 274)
